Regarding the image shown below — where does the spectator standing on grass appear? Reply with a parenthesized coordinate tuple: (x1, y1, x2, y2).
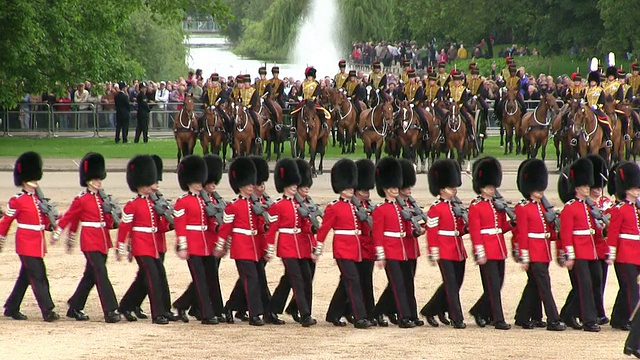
(114, 82, 131, 144)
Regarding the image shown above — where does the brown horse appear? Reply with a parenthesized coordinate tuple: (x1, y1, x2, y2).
(550, 99, 577, 169)
(443, 99, 468, 166)
(174, 94, 198, 166)
(603, 94, 625, 163)
(395, 101, 422, 165)
(230, 98, 255, 157)
(201, 105, 229, 169)
(502, 88, 523, 155)
(573, 103, 610, 162)
(296, 100, 328, 176)
(418, 104, 444, 172)
(335, 90, 359, 154)
(616, 103, 640, 161)
(359, 98, 394, 163)
(520, 91, 560, 160)
(256, 98, 284, 161)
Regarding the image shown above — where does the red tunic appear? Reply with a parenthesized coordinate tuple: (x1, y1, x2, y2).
(559, 199, 598, 260)
(266, 196, 313, 259)
(117, 195, 170, 258)
(514, 200, 557, 263)
(0, 191, 52, 258)
(426, 199, 467, 261)
(372, 200, 412, 261)
(468, 197, 511, 260)
(607, 201, 640, 265)
(217, 196, 264, 261)
(317, 198, 364, 261)
(360, 199, 375, 261)
(173, 193, 216, 256)
(56, 190, 114, 254)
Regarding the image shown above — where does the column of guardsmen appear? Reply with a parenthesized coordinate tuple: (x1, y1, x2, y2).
(3, 152, 640, 353)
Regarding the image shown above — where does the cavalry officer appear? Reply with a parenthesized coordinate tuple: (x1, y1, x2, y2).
(317, 159, 371, 329)
(290, 67, 329, 130)
(630, 62, 640, 97)
(467, 157, 512, 330)
(436, 61, 450, 89)
(53, 152, 121, 323)
(172, 155, 220, 325)
(501, 56, 515, 80)
(173, 154, 225, 322)
(585, 60, 613, 148)
(265, 158, 317, 327)
(116, 155, 172, 325)
(0, 152, 59, 322)
(267, 66, 286, 109)
(214, 157, 266, 326)
(371, 157, 416, 329)
(586, 154, 613, 325)
(466, 67, 490, 120)
(447, 70, 477, 142)
(402, 69, 431, 141)
(400, 59, 411, 84)
(425, 72, 447, 134)
(603, 60, 620, 98)
(368, 61, 387, 107)
(559, 158, 602, 332)
(239, 75, 263, 144)
(334, 59, 349, 89)
(618, 70, 634, 103)
(608, 162, 640, 331)
(566, 72, 586, 100)
(421, 159, 467, 329)
(343, 70, 367, 125)
(201, 74, 232, 143)
(513, 159, 566, 331)
(231, 74, 243, 102)
(255, 66, 279, 129)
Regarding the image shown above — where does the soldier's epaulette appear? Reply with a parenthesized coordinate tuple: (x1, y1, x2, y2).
(431, 199, 442, 206)
(329, 199, 339, 205)
(615, 202, 625, 209)
(566, 199, 575, 205)
(471, 196, 482, 205)
(517, 199, 529, 206)
(230, 197, 239, 203)
(12, 192, 23, 199)
(177, 193, 189, 200)
(76, 190, 87, 198)
(274, 196, 283, 203)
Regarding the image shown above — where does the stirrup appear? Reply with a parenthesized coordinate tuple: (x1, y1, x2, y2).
(605, 140, 613, 148)
(636, 131, 640, 139)
(422, 134, 429, 141)
(322, 122, 328, 129)
(255, 137, 262, 144)
(624, 134, 631, 141)
(570, 138, 578, 146)
(479, 133, 485, 138)
(439, 136, 445, 143)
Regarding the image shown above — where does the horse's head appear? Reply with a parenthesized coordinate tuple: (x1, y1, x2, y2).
(381, 99, 395, 127)
(184, 93, 195, 112)
(543, 91, 560, 115)
(320, 87, 333, 107)
(300, 100, 320, 130)
(506, 88, 518, 100)
(205, 106, 224, 129)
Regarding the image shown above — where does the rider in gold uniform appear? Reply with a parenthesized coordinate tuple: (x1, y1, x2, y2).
(566, 73, 586, 100)
(629, 63, 640, 97)
(255, 66, 278, 128)
(290, 67, 329, 129)
(616, 69, 633, 141)
(446, 70, 476, 141)
(239, 75, 263, 144)
(200, 73, 233, 142)
(585, 69, 613, 148)
(343, 70, 366, 123)
(400, 59, 411, 85)
(334, 60, 349, 89)
(436, 61, 450, 90)
(495, 64, 527, 122)
(401, 69, 431, 140)
(603, 65, 621, 99)
(368, 61, 388, 106)
(231, 74, 243, 102)
(267, 66, 285, 108)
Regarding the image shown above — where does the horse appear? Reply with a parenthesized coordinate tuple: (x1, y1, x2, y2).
(604, 94, 626, 164)
(174, 94, 198, 166)
(201, 105, 229, 169)
(442, 99, 468, 166)
(501, 88, 523, 155)
(616, 102, 640, 161)
(295, 100, 328, 176)
(572, 102, 611, 163)
(359, 97, 394, 163)
(334, 90, 359, 154)
(230, 98, 255, 157)
(550, 99, 578, 169)
(519, 91, 560, 160)
(417, 104, 444, 173)
(395, 101, 422, 165)
(256, 97, 284, 161)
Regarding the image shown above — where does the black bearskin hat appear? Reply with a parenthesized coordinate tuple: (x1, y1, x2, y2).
(203, 154, 223, 186)
(375, 157, 403, 198)
(587, 71, 600, 85)
(472, 156, 502, 194)
(399, 159, 416, 189)
(79, 152, 106, 187)
(249, 156, 269, 185)
(428, 159, 461, 197)
(616, 162, 640, 195)
(150, 155, 163, 182)
(568, 158, 594, 188)
(177, 155, 207, 191)
(305, 67, 317, 78)
(586, 154, 608, 189)
(355, 159, 375, 191)
(518, 159, 548, 198)
(228, 157, 257, 194)
(274, 158, 301, 193)
(606, 66, 617, 78)
(296, 159, 313, 188)
(348, 70, 357, 78)
(558, 167, 574, 203)
(13, 151, 43, 187)
(126, 155, 157, 193)
(258, 67, 267, 75)
(331, 159, 357, 194)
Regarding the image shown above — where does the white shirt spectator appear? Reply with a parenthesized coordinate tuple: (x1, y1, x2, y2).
(155, 82, 169, 109)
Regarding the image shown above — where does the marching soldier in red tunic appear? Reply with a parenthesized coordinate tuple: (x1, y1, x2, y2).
(559, 158, 602, 332)
(467, 157, 512, 330)
(214, 157, 266, 326)
(317, 159, 371, 329)
(513, 159, 566, 331)
(0, 152, 59, 322)
(421, 159, 467, 329)
(53, 152, 121, 323)
(608, 162, 640, 331)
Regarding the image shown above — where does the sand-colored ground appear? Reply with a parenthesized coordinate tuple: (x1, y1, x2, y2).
(0, 170, 630, 360)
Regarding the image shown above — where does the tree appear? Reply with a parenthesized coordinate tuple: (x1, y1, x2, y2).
(598, 0, 640, 55)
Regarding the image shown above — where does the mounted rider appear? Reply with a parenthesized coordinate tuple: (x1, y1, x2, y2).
(401, 69, 431, 141)
(342, 70, 367, 124)
(602, 53, 630, 141)
(585, 58, 613, 148)
(368, 61, 388, 107)
(629, 62, 640, 97)
(267, 66, 285, 109)
(436, 61, 451, 90)
(566, 72, 586, 100)
(290, 67, 329, 129)
(617, 69, 634, 103)
(238, 74, 263, 144)
(446, 70, 476, 142)
(400, 59, 411, 85)
(425, 72, 446, 119)
(201, 73, 233, 142)
(501, 56, 515, 81)
(495, 64, 527, 123)
(466, 66, 490, 117)
(334, 60, 349, 89)
(255, 66, 279, 130)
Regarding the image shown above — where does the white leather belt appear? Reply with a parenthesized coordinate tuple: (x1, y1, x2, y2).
(233, 228, 257, 236)
(383, 231, 406, 238)
(132, 226, 157, 233)
(17, 223, 45, 231)
(80, 221, 106, 228)
(334, 229, 361, 235)
(438, 230, 459, 236)
(620, 234, 640, 241)
(480, 228, 502, 235)
(279, 227, 301, 234)
(573, 229, 595, 235)
(528, 232, 550, 239)
(186, 225, 208, 231)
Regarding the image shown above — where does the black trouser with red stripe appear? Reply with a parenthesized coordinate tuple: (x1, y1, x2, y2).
(120, 252, 171, 314)
(234, 260, 263, 317)
(597, 259, 608, 319)
(269, 258, 313, 317)
(380, 260, 416, 321)
(225, 258, 270, 314)
(120, 256, 167, 318)
(560, 269, 579, 321)
(283, 259, 315, 316)
(174, 256, 224, 317)
(173, 255, 223, 320)
(326, 260, 367, 321)
(4, 256, 55, 316)
(331, 260, 376, 320)
(469, 260, 505, 323)
(611, 262, 640, 327)
(516, 262, 560, 323)
(571, 259, 601, 325)
(375, 259, 417, 318)
(68, 251, 118, 315)
(422, 260, 465, 322)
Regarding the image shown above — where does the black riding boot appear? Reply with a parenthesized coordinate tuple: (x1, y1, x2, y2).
(250, 111, 262, 144)
(621, 115, 631, 141)
(518, 97, 527, 116)
(603, 126, 613, 148)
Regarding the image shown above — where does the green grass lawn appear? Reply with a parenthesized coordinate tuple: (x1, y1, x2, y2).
(0, 134, 555, 160)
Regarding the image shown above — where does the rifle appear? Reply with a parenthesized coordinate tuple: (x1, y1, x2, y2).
(98, 188, 122, 228)
(200, 190, 226, 228)
(493, 190, 517, 224)
(451, 196, 469, 224)
(294, 193, 322, 231)
(149, 191, 174, 226)
(541, 196, 560, 233)
(250, 194, 272, 226)
(35, 187, 58, 231)
(396, 197, 426, 237)
(584, 197, 610, 229)
(351, 196, 373, 229)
